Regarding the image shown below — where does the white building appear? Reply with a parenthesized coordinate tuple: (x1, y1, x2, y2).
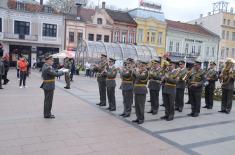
(189, 1, 235, 69)
(166, 20, 220, 68)
(0, 0, 64, 66)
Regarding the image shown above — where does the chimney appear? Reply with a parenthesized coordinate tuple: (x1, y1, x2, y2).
(102, 2, 105, 9)
(200, 14, 203, 18)
(40, 0, 43, 5)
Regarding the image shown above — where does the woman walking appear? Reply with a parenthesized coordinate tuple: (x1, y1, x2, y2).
(18, 57, 28, 88)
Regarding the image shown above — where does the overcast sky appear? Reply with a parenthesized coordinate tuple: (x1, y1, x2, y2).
(42, 0, 235, 22)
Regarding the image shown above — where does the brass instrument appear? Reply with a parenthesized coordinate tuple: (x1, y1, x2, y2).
(220, 58, 235, 85)
(182, 69, 192, 81)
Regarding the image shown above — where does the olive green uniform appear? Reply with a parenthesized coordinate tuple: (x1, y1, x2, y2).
(106, 65, 117, 110)
(64, 60, 72, 88)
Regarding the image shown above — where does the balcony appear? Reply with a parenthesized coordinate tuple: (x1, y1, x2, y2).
(168, 52, 200, 57)
(3, 33, 38, 41)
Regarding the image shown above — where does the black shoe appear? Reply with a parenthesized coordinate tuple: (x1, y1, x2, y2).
(202, 106, 208, 108)
(44, 115, 55, 119)
(175, 108, 179, 111)
(132, 119, 139, 123)
(160, 104, 165, 107)
(110, 108, 116, 111)
(100, 104, 106, 106)
(187, 113, 194, 116)
(218, 110, 226, 113)
(137, 120, 144, 124)
(166, 117, 174, 121)
(207, 107, 213, 109)
(147, 100, 151, 102)
(64, 87, 70, 89)
(178, 109, 183, 112)
(123, 114, 130, 118)
(224, 111, 230, 114)
(160, 116, 168, 120)
(0, 87, 3, 89)
(119, 113, 125, 116)
(106, 107, 110, 110)
(96, 103, 101, 105)
(152, 111, 158, 115)
(147, 110, 153, 114)
(192, 113, 199, 117)
(185, 102, 190, 104)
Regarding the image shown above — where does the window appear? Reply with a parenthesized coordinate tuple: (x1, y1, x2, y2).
(151, 32, 156, 43)
(14, 20, 30, 35)
(43, 23, 57, 37)
(221, 48, 225, 58)
(43, 6, 53, 13)
(104, 35, 109, 42)
(137, 29, 144, 42)
(226, 48, 229, 57)
(222, 30, 225, 39)
(96, 34, 102, 41)
(69, 32, 74, 43)
(147, 32, 150, 42)
(192, 45, 195, 54)
(158, 32, 163, 45)
(232, 32, 235, 41)
(185, 43, 189, 53)
(198, 45, 201, 54)
(223, 19, 226, 25)
(226, 31, 230, 40)
(128, 32, 134, 43)
(97, 18, 102, 25)
(232, 48, 235, 58)
(206, 47, 210, 56)
(78, 32, 83, 42)
(169, 41, 173, 52)
(121, 32, 127, 43)
(227, 20, 230, 26)
(0, 18, 2, 32)
(114, 31, 119, 42)
(88, 34, 94, 41)
(17, 2, 26, 11)
(176, 42, 180, 52)
(212, 47, 215, 57)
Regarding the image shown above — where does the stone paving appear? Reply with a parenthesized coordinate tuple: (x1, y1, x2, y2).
(1, 70, 235, 155)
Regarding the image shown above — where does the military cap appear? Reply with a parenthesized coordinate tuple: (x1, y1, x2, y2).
(226, 57, 235, 64)
(151, 60, 159, 64)
(109, 57, 116, 62)
(101, 54, 107, 58)
(209, 61, 216, 65)
(45, 54, 53, 60)
(178, 60, 185, 64)
(194, 57, 202, 65)
(140, 61, 148, 65)
(126, 58, 134, 62)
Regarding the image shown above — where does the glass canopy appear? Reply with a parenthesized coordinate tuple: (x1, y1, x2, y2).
(80, 41, 158, 62)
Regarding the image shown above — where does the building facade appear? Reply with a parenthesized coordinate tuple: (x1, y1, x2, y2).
(189, 2, 235, 69)
(166, 20, 220, 68)
(129, 8, 167, 56)
(0, 0, 64, 66)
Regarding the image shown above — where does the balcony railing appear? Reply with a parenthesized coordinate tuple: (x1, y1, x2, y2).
(3, 33, 38, 41)
(168, 52, 200, 57)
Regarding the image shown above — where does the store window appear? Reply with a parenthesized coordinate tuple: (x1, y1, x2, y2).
(96, 34, 102, 41)
(69, 32, 74, 43)
(104, 35, 109, 42)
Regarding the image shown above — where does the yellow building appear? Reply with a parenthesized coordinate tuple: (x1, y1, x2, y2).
(129, 8, 167, 56)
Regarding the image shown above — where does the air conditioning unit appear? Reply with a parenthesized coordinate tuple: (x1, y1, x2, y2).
(19, 34, 25, 39)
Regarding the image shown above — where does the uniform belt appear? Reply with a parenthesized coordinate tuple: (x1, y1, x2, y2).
(122, 80, 133, 83)
(165, 83, 176, 87)
(107, 78, 115, 80)
(150, 79, 161, 83)
(134, 84, 146, 87)
(43, 79, 55, 83)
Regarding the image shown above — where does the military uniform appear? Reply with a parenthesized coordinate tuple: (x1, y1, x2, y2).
(0, 59, 5, 89)
(132, 67, 149, 124)
(162, 68, 178, 121)
(41, 62, 64, 118)
(120, 65, 133, 117)
(204, 65, 218, 109)
(148, 65, 162, 115)
(94, 57, 108, 106)
(175, 67, 188, 112)
(106, 60, 117, 111)
(64, 58, 72, 89)
(220, 67, 234, 113)
(187, 67, 204, 117)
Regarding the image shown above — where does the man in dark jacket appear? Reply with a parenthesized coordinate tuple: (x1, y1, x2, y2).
(0, 56, 5, 89)
(41, 55, 66, 119)
(2, 55, 10, 85)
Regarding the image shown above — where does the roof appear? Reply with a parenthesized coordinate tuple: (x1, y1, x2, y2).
(166, 20, 219, 37)
(105, 9, 136, 25)
(78, 8, 95, 22)
(128, 8, 165, 22)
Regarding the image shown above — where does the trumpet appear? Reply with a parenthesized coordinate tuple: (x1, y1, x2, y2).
(182, 70, 192, 81)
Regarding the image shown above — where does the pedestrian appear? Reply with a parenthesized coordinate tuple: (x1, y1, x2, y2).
(85, 62, 91, 77)
(0, 55, 5, 89)
(70, 59, 75, 81)
(64, 57, 71, 89)
(40, 54, 66, 119)
(2, 55, 10, 85)
(18, 57, 29, 88)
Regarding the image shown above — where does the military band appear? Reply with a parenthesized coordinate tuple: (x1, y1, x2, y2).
(92, 54, 235, 124)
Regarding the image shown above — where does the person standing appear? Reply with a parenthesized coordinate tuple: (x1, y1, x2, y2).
(161, 61, 178, 121)
(0, 56, 5, 89)
(219, 58, 235, 114)
(132, 61, 149, 124)
(94, 54, 108, 106)
(18, 57, 29, 88)
(64, 57, 71, 89)
(120, 60, 134, 117)
(187, 60, 204, 117)
(203, 61, 218, 109)
(2, 55, 10, 85)
(175, 60, 188, 112)
(41, 55, 65, 119)
(70, 59, 75, 81)
(106, 58, 117, 111)
(147, 59, 162, 115)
